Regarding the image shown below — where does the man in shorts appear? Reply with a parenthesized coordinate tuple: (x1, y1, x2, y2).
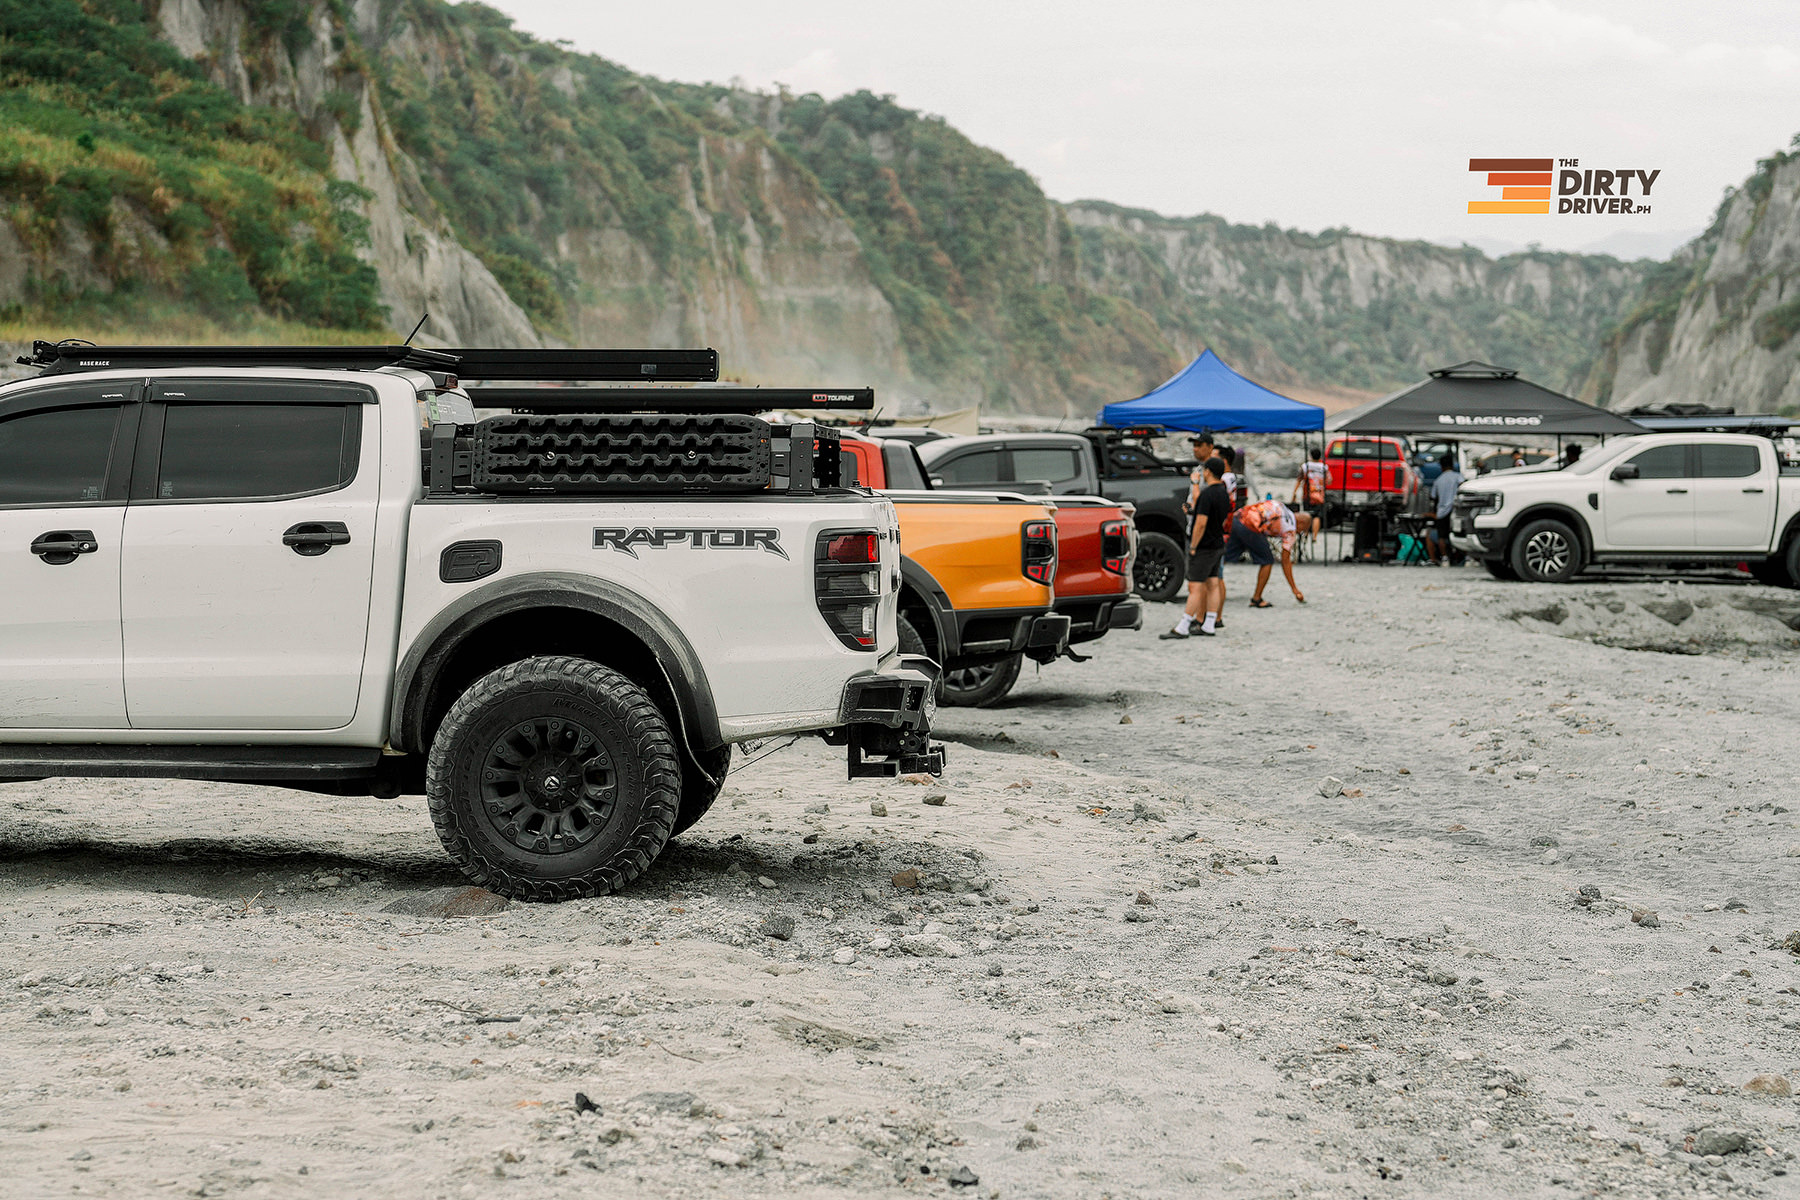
(1234, 497, 1306, 606)
(1162, 455, 1229, 639)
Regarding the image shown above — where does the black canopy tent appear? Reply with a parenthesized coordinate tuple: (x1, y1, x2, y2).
(1323, 362, 1642, 564)
(1331, 361, 1643, 437)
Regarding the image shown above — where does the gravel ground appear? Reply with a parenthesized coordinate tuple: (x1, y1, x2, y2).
(2, 562, 1798, 1198)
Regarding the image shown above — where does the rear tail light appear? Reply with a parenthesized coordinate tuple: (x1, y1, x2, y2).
(815, 529, 882, 650)
(1021, 520, 1057, 585)
(1100, 519, 1132, 575)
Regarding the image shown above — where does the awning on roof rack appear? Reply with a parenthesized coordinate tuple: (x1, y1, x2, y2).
(18, 342, 721, 383)
(470, 386, 873, 413)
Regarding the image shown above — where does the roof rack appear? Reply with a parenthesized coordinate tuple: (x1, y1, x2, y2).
(19, 341, 457, 375)
(470, 386, 873, 414)
(17, 342, 719, 383)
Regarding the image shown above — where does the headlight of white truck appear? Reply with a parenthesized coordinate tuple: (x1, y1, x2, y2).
(1460, 491, 1503, 516)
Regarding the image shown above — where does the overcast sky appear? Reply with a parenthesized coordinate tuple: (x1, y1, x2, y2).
(491, 0, 1796, 256)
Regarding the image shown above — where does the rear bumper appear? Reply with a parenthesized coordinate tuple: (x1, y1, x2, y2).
(1055, 594, 1142, 645)
(830, 657, 946, 779)
(951, 606, 1070, 665)
(838, 657, 939, 730)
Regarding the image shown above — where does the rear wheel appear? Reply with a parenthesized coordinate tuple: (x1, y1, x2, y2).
(1134, 532, 1186, 603)
(1483, 557, 1519, 581)
(1509, 519, 1584, 584)
(941, 654, 1023, 708)
(426, 656, 679, 900)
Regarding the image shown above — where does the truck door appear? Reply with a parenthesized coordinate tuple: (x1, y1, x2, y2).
(1602, 442, 1694, 549)
(1691, 441, 1774, 552)
(121, 380, 380, 730)
(0, 384, 135, 728)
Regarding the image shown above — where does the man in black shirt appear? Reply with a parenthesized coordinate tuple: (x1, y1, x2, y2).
(1162, 455, 1229, 639)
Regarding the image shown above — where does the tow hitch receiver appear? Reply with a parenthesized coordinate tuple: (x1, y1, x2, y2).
(844, 726, 946, 779)
(823, 657, 946, 778)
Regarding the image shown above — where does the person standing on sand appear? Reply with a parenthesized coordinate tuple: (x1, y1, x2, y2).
(1163, 456, 1229, 639)
(1234, 497, 1306, 605)
(1292, 447, 1326, 548)
(1424, 454, 1464, 565)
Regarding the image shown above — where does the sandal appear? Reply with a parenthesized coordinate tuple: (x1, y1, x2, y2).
(1248, 598, 1273, 608)
(1294, 593, 1307, 604)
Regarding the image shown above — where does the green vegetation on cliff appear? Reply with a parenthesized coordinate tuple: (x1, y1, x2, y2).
(0, 0, 383, 327)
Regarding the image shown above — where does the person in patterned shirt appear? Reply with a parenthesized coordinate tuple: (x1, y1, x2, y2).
(1233, 497, 1306, 607)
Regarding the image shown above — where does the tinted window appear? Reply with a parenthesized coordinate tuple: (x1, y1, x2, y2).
(882, 443, 930, 490)
(1331, 440, 1397, 459)
(934, 450, 1003, 485)
(0, 405, 120, 505)
(156, 405, 357, 500)
(1625, 443, 1689, 480)
(1013, 446, 1082, 484)
(1698, 443, 1761, 478)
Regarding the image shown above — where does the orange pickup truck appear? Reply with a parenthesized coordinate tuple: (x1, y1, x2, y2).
(842, 435, 1139, 706)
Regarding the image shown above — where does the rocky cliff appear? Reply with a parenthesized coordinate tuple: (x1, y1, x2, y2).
(0, 0, 1663, 414)
(1587, 139, 1800, 414)
(1068, 205, 1651, 400)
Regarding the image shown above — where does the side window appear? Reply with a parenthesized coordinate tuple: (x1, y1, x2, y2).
(1625, 443, 1690, 479)
(881, 443, 930, 490)
(1012, 447, 1082, 484)
(0, 405, 122, 505)
(934, 449, 1003, 485)
(1697, 443, 1761, 478)
(155, 405, 359, 501)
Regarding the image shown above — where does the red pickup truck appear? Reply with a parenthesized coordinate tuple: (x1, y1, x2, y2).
(1324, 435, 1417, 518)
(840, 434, 1141, 706)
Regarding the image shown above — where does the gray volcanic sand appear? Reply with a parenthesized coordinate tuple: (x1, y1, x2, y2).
(2, 563, 1798, 1198)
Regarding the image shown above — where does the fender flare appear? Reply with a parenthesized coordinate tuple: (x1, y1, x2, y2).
(388, 572, 721, 754)
(898, 556, 956, 660)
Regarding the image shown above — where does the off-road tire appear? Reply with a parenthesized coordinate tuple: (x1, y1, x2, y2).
(1482, 557, 1519, 581)
(426, 656, 679, 900)
(1134, 532, 1186, 603)
(1509, 518, 1583, 584)
(941, 653, 1023, 708)
(671, 743, 732, 838)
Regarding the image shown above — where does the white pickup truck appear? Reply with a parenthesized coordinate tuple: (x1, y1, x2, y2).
(0, 342, 942, 899)
(1451, 429, 1800, 584)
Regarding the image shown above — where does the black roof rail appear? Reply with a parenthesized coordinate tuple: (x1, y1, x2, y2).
(17, 341, 719, 383)
(19, 341, 458, 375)
(445, 348, 718, 383)
(470, 386, 873, 414)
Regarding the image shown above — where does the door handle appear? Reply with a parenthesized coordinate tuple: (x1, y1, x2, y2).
(30, 530, 98, 565)
(282, 521, 352, 556)
(1665, 488, 1688, 494)
(1744, 487, 1765, 493)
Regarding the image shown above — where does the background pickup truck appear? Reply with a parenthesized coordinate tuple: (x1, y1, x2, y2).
(1324, 435, 1417, 519)
(916, 427, 1191, 602)
(1451, 430, 1800, 584)
(0, 343, 942, 900)
(841, 434, 1139, 706)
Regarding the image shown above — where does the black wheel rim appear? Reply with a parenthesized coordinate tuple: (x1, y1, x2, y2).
(1137, 547, 1175, 594)
(1523, 530, 1569, 578)
(945, 663, 1000, 695)
(479, 717, 618, 854)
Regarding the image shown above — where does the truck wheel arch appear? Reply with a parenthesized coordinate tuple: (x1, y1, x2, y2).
(1503, 503, 1594, 562)
(390, 573, 721, 758)
(898, 556, 954, 662)
(1131, 512, 1183, 542)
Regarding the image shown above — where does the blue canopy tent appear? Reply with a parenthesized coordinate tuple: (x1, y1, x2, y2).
(1099, 349, 1324, 433)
